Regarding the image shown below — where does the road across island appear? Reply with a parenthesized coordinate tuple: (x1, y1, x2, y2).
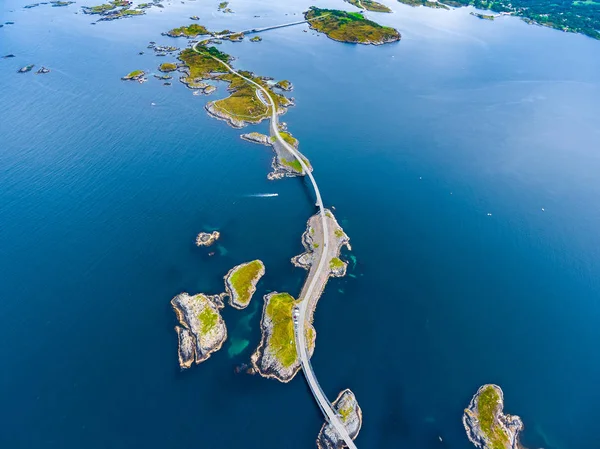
(192, 26, 358, 449)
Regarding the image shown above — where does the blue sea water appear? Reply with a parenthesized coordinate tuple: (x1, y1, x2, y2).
(1, 0, 600, 448)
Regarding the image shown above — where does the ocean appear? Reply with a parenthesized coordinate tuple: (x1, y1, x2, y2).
(1, 0, 600, 448)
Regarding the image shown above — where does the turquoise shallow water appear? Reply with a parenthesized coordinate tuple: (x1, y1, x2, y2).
(1, 0, 600, 448)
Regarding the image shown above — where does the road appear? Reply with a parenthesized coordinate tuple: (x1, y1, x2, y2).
(192, 36, 358, 449)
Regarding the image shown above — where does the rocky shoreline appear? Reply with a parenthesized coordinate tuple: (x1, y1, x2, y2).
(317, 389, 362, 449)
(171, 292, 228, 368)
(195, 230, 220, 246)
(224, 260, 265, 309)
(463, 384, 525, 449)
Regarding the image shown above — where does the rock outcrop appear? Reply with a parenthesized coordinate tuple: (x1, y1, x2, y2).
(463, 384, 525, 449)
(317, 389, 362, 449)
(171, 292, 227, 368)
(195, 231, 220, 247)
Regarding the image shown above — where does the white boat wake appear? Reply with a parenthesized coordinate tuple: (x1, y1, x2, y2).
(245, 193, 279, 198)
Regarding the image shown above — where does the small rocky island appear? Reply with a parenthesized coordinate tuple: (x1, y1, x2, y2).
(304, 7, 401, 45)
(317, 389, 362, 449)
(463, 384, 525, 449)
(195, 231, 220, 247)
(171, 292, 227, 368)
(121, 70, 145, 81)
(224, 260, 265, 309)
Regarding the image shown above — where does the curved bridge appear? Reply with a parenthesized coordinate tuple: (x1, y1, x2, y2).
(193, 31, 357, 449)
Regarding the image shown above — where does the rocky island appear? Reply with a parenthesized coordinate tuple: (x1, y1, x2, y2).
(304, 7, 401, 45)
(224, 260, 265, 309)
(195, 231, 220, 246)
(121, 70, 145, 81)
(251, 291, 315, 382)
(171, 292, 227, 368)
(251, 209, 350, 382)
(344, 0, 392, 13)
(317, 389, 362, 449)
(463, 384, 525, 449)
(167, 23, 210, 38)
(274, 80, 293, 91)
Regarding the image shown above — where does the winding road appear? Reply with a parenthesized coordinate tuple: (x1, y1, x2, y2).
(192, 29, 358, 449)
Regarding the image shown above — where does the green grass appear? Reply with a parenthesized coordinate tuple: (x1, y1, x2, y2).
(168, 23, 210, 37)
(345, 0, 392, 12)
(279, 131, 297, 146)
(218, 1, 229, 8)
(229, 260, 264, 305)
(339, 404, 353, 422)
(275, 79, 292, 90)
(159, 62, 177, 72)
(265, 293, 299, 367)
(329, 257, 345, 270)
(334, 229, 344, 238)
(305, 7, 401, 43)
(281, 158, 303, 173)
(125, 70, 143, 78)
(477, 385, 510, 449)
(198, 305, 218, 334)
(397, 0, 449, 8)
(313, 242, 320, 248)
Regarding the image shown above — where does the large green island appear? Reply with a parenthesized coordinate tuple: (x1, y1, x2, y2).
(305, 7, 401, 44)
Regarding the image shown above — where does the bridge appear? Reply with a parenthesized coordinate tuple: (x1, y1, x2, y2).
(192, 25, 358, 448)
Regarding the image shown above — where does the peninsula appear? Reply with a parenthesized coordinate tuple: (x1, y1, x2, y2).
(317, 389, 362, 449)
(171, 292, 227, 368)
(463, 384, 525, 449)
(224, 260, 265, 309)
(304, 7, 401, 44)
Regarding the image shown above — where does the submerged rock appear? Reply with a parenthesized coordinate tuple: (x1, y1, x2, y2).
(463, 384, 525, 449)
(18, 65, 34, 73)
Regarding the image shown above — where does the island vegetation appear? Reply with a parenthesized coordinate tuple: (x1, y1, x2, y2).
(159, 62, 178, 72)
(121, 69, 144, 80)
(171, 292, 227, 368)
(250, 35, 262, 42)
(250, 292, 315, 382)
(397, 0, 449, 9)
(317, 389, 362, 448)
(304, 7, 401, 44)
(176, 41, 294, 128)
(471, 11, 495, 19)
(404, 0, 600, 40)
(345, 0, 392, 12)
(224, 260, 265, 309)
(463, 384, 525, 449)
(167, 23, 210, 37)
(274, 79, 293, 91)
